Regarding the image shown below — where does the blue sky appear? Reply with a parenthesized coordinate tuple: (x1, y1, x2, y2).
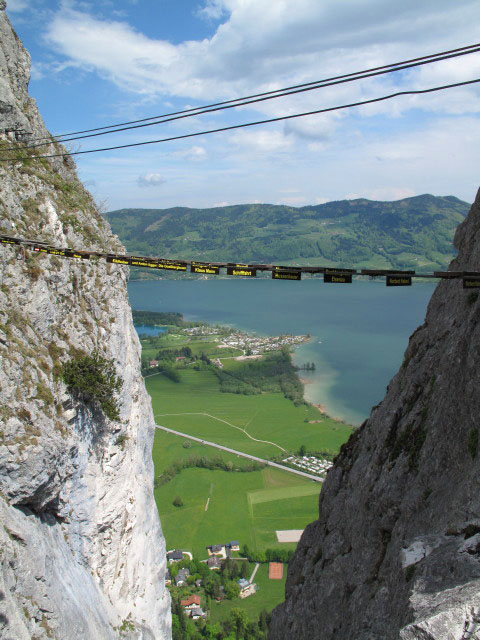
(6, 0, 480, 210)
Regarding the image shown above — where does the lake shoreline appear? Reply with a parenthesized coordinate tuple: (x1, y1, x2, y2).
(134, 316, 348, 427)
(129, 278, 435, 427)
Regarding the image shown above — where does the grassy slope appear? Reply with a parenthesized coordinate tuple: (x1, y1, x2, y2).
(105, 195, 469, 273)
(147, 369, 351, 458)
(140, 334, 244, 359)
(148, 344, 353, 621)
(153, 431, 320, 558)
(152, 430, 320, 621)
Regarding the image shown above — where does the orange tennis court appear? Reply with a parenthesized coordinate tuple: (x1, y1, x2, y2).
(269, 562, 284, 579)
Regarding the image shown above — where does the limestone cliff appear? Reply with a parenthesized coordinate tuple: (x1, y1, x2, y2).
(269, 188, 480, 639)
(0, 4, 171, 639)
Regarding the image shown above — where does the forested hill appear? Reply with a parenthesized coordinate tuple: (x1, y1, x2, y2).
(104, 194, 469, 271)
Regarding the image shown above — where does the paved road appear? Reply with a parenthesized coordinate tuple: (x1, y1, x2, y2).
(154, 424, 323, 483)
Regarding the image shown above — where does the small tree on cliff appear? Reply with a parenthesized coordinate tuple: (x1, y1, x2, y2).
(62, 350, 123, 421)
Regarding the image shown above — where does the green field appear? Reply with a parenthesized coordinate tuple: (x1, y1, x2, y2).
(147, 369, 352, 459)
(153, 430, 315, 621)
(153, 430, 320, 558)
(141, 335, 243, 362)
(147, 343, 353, 623)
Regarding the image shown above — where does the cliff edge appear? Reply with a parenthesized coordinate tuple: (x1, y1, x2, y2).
(270, 188, 480, 640)
(0, 4, 171, 639)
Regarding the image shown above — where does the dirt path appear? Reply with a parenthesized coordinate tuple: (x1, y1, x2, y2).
(249, 563, 260, 583)
(155, 411, 286, 452)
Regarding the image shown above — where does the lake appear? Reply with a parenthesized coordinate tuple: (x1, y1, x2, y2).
(135, 325, 168, 337)
(128, 278, 436, 426)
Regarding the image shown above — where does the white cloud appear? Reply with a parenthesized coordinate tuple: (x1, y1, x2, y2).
(197, 0, 229, 21)
(230, 129, 293, 153)
(173, 145, 207, 161)
(31, 0, 480, 210)
(344, 187, 417, 201)
(277, 195, 307, 206)
(284, 113, 339, 143)
(6, 0, 29, 12)
(137, 172, 166, 187)
(44, 0, 480, 112)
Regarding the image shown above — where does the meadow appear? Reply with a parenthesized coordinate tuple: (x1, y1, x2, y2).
(141, 334, 243, 362)
(146, 368, 352, 459)
(153, 429, 320, 558)
(147, 331, 353, 621)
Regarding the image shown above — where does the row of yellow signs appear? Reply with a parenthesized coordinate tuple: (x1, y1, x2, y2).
(2, 234, 480, 288)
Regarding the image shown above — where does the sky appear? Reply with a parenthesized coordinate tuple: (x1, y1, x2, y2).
(6, 0, 480, 210)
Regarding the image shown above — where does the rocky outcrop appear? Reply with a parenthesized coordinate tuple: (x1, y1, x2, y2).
(0, 5, 170, 639)
(270, 188, 480, 640)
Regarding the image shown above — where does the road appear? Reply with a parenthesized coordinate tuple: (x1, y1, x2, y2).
(154, 424, 323, 483)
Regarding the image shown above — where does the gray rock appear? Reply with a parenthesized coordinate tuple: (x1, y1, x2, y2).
(269, 191, 480, 640)
(0, 9, 170, 640)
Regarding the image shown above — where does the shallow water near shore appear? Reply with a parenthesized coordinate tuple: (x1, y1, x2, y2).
(128, 278, 435, 426)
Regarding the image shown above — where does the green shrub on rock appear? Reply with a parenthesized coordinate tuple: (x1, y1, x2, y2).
(62, 350, 122, 421)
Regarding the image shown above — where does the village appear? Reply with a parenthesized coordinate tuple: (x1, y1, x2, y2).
(164, 540, 284, 622)
(182, 325, 310, 356)
(217, 331, 310, 355)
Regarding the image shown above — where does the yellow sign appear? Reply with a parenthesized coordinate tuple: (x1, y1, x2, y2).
(227, 266, 256, 277)
(191, 263, 219, 275)
(386, 275, 412, 286)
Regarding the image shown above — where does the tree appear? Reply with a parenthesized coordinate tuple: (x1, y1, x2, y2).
(258, 609, 269, 634)
(203, 623, 222, 639)
(222, 557, 234, 580)
(240, 562, 249, 579)
(62, 350, 123, 421)
(224, 580, 240, 600)
(299, 444, 307, 456)
(161, 364, 181, 383)
(204, 572, 221, 597)
(172, 496, 184, 507)
(229, 608, 248, 637)
(196, 561, 210, 579)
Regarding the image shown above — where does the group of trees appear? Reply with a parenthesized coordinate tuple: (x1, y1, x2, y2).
(296, 362, 316, 371)
(169, 555, 271, 640)
(141, 348, 212, 377)
(241, 544, 294, 564)
(154, 455, 265, 488)
(213, 349, 305, 405)
(171, 605, 270, 640)
(155, 346, 193, 360)
(133, 310, 184, 326)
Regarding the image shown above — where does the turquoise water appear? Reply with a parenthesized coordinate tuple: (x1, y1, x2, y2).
(128, 278, 435, 425)
(134, 325, 167, 336)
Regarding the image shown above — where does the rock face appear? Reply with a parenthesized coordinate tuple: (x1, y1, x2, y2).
(270, 188, 480, 640)
(0, 6, 171, 639)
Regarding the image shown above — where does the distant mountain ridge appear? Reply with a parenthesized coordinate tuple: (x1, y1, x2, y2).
(105, 194, 469, 271)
